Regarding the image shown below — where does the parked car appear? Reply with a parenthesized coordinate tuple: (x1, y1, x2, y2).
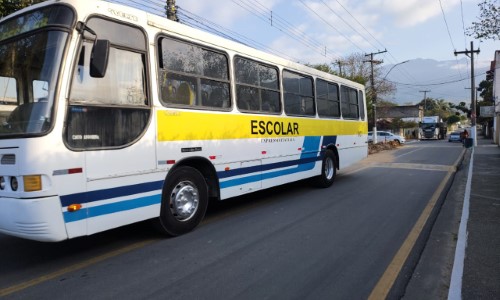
(448, 131, 463, 142)
(367, 131, 406, 145)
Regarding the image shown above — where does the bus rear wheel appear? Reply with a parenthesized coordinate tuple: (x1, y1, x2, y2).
(314, 149, 336, 188)
(157, 166, 208, 236)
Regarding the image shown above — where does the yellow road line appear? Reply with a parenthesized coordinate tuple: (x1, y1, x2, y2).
(368, 148, 465, 299)
(0, 239, 155, 297)
(370, 162, 456, 172)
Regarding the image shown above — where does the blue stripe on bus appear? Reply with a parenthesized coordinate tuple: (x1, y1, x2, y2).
(217, 155, 320, 179)
(61, 135, 335, 223)
(63, 194, 161, 223)
(322, 135, 337, 148)
(219, 135, 323, 188)
(60, 180, 164, 207)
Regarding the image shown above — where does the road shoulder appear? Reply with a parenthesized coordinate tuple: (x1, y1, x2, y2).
(401, 148, 471, 299)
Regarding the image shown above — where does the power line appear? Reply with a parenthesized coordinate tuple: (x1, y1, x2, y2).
(298, 0, 365, 54)
(232, 0, 341, 61)
(318, 0, 380, 51)
(387, 69, 490, 87)
(176, 7, 302, 62)
(332, 0, 385, 51)
(326, 0, 417, 83)
(438, 0, 457, 51)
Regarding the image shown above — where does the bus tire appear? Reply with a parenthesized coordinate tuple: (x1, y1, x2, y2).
(314, 149, 336, 188)
(157, 166, 208, 236)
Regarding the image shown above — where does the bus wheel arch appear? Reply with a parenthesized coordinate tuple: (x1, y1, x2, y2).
(327, 145, 339, 170)
(172, 157, 220, 200)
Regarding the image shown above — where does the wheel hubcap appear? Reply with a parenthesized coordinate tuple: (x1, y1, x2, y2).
(170, 181, 199, 221)
(325, 157, 334, 180)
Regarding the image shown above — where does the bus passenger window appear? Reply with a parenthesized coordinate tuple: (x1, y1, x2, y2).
(340, 86, 359, 119)
(283, 70, 314, 116)
(158, 37, 230, 110)
(234, 56, 280, 114)
(317, 79, 340, 118)
(358, 90, 365, 120)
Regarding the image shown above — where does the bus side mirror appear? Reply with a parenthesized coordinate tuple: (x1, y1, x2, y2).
(90, 39, 110, 78)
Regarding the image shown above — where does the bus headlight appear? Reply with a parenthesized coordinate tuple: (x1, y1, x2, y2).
(24, 175, 42, 192)
(0, 176, 5, 190)
(10, 177, 18, 191)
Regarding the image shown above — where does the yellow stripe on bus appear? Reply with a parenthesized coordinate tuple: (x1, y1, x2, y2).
(157, 110, 367, 141)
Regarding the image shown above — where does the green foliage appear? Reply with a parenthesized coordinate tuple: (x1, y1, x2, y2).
(307, 63, 367, 85)
(466, 0, 500, 40)
(447, 114, 461, 125)
(377, 99, 397, 107)
(0, 0, 45, 18)
(307, 63, 338, 76)
(418, 97, 469, 125)
(478, 79, 493, 102)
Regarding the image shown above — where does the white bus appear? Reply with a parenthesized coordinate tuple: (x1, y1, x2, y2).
(0, 0, 367, 242)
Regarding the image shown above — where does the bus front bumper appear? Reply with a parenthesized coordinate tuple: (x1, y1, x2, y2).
(0, 196, 68, 242)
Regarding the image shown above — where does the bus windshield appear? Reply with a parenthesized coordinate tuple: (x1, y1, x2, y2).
(0, 5, 74, 137)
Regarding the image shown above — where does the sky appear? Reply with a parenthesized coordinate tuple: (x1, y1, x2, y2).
(118, 0, 498, 103)
(176, 0, 496, 63)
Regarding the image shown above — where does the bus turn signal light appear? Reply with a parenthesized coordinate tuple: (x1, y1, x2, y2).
(23, 175, 41, 192)
(67, 204, 82, 212)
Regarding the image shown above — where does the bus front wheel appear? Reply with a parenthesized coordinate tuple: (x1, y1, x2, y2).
(314, 150, 336, 188)
(157, 166, 208, 236)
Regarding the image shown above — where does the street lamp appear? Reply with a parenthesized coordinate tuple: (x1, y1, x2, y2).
(382, 60, 410, 82)
(372, 60, 410, 143)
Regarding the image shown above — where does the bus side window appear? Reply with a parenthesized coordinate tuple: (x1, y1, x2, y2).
(340, 86, 359, 119)
(234, 56, 280, 114)
(158, 36, 230, 110)
(283, 70, 314, 117)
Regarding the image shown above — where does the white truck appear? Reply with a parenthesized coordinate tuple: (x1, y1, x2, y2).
(420, 116, 447, 140)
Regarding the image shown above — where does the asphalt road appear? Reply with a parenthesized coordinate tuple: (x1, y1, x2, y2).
(0, 139, 465, 299)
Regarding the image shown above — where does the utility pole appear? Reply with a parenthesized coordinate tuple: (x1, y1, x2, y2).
(335, 60, 343, 77)
(455, 41, 480, 146)
(364, 49, 387, 143)
(419, 90, 430, 116)
(166, 0, 178, 22)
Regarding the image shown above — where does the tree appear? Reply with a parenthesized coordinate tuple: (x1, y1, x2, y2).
(466, 0, 500, 41)
(306, 63, 338, 76)
(0, 0, 45, 18)
(418, 97, 458, 121)
(478, 79, 493, 102)
(447, 114, 461, 125)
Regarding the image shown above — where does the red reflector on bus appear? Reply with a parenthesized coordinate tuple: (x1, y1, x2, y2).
(166, 160, 176, 165)
(68, 168, 83, 174)
(209, 156, 216, 160)
(298, 148, 302, 151)
(225, 167, 230, 171)
(262, 151, 267, 155)
(68, 204, 82, 212)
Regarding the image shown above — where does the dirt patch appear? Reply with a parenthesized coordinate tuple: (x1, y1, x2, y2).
(368, 141, 402, 155)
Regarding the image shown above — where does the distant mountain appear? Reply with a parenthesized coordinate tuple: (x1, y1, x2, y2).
(381, 58, 490, 105)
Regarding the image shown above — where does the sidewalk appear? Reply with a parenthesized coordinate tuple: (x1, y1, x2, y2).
(461, 136, 500, 299)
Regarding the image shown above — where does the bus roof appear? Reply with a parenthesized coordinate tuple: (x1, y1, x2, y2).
(6, 0, 364, 91)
